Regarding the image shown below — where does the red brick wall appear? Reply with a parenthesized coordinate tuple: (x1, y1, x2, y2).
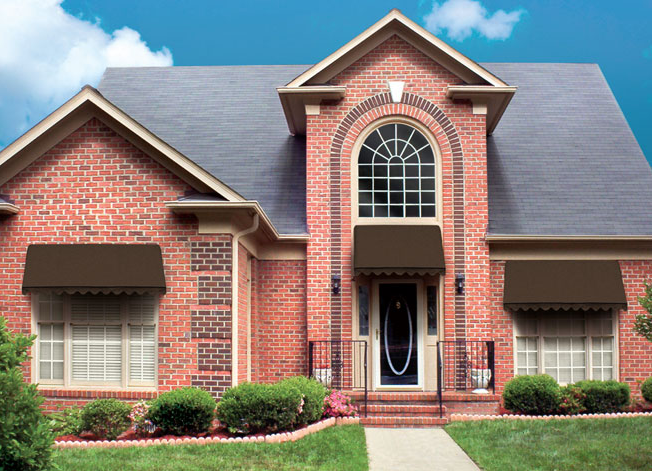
(252, 260, 307, 383)
(488, 261, 515, 393)
(236, 243, 250, 384)
(620, 261, 652, 398)
(0, 118, 233, 406)
(306, 35, 488, 347)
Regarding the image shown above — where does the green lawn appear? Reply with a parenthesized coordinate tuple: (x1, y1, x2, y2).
(446, 417, 652, 471)
(53, 424, 368, 471)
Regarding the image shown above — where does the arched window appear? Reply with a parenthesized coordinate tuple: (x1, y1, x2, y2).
(358, 123, 436, 218)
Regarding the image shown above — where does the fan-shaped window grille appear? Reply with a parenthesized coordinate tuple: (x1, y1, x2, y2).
(358, 123, 436, 218)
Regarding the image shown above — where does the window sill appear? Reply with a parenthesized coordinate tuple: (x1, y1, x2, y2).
(38, 387, 157, 400)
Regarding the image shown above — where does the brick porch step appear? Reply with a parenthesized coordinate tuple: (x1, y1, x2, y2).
(349, 391, 440, 403)
(361, 416, 449, 427)
(361, 403, 445, 417)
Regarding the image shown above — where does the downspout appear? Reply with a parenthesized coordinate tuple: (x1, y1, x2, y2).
(231, 212, 259, 386)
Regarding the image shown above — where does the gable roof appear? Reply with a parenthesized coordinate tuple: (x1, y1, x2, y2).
(98, 65, 309, 234)
(0, 85, 244, 202)
(287, 9, 506, 88)
(278, 9, 515, 135)
(485, 62, 652, 237)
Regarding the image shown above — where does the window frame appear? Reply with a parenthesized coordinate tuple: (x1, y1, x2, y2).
(31, 292, 159, 390)
(512, 309, 619, 385)
(351, 116, 443, 227)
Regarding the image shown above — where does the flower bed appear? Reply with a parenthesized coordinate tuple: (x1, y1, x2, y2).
(50, 379, 360, 449)
(54, 417, 360, 448)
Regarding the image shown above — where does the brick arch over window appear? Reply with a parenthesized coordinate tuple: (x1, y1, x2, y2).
(328, 92, 467, 343)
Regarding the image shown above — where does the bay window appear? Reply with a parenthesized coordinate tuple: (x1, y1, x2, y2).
(35, 292, 157, 388)
(514, 309, 616, 384)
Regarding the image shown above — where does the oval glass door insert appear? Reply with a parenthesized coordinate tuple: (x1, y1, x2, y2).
(379, 283, 418, 386)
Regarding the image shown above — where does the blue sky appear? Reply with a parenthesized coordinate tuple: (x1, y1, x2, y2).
(2, 0, 650, 162)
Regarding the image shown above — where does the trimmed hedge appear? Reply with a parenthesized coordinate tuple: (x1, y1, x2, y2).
(148, 387, 216, 436)
(216, 382, 303, 435)
(279, 376, 327, 425)
(80, 399, 132, 440)
(642, 377, 652, 403)
(503, 375, 561, 415)
(575, 380, 630, 413)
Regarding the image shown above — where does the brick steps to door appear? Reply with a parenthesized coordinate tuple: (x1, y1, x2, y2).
(361, 416, 449, 427)
(361, 403, 444, 417)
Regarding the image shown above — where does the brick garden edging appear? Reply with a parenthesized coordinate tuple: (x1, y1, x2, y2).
(54, 417, 360, 449)
(450, 411, 652, 422)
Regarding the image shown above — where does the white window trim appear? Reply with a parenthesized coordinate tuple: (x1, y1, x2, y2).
(511, 309, 619, 385)
(31, 292, 159, 390)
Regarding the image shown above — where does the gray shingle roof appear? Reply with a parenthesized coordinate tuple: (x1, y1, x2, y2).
(98, 65, 309, 235)
(483, 62, 652, 236)
(98, 63, 652, 236)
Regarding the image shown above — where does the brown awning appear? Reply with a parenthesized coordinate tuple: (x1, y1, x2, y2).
(354, 225, 445, 276)
(503, 260, 627, 311)
(23, 244, 166, 294)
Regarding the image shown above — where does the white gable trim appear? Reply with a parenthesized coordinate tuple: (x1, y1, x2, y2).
(286, 9, 508, 88)
(0, 86, 245, 202)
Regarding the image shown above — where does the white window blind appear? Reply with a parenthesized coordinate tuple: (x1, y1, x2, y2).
(128, 295, 156, 383)
(72, 325, 122, 383)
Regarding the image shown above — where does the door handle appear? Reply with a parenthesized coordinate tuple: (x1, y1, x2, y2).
(376, 329, 380, 340)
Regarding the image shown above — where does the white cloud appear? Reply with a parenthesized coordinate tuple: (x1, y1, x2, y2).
(0, 0, 173, 147)
(424, 0, 526, 41)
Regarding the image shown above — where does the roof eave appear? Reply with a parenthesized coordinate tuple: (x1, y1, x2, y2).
(0, 202, 19, 215)
(277, 86, 347, 135)
(446, 86, 518, 135)
(166, 200, 310, 243)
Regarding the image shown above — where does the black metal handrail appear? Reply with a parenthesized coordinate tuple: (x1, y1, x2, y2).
(308, 340, 368, 417)
(437, 340, 495, 417)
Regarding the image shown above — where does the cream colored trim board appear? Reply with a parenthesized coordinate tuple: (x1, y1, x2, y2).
(166, 200, 310, 243)
(0, 202, 19, 214)
(487, 234, 652, 242)
(490, 240, 652, 260)
(277, 86, 346, 135)
(0, 86, 244, 202)
(286, 9, 507, 88)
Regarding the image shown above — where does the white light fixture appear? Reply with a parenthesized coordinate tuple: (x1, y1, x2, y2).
(387, 81, 405, 103)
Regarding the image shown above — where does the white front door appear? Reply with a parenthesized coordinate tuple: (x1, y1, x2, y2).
(372, 280, 424, 389)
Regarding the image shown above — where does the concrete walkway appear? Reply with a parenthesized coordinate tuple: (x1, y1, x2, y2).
(365, 428, 480, 471)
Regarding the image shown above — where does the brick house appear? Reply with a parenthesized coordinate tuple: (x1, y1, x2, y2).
(1, 10, 651, 425)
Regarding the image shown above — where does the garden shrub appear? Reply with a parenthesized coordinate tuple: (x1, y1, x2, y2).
(279, 376, 327, 425)
(575, 380, 630, 413)
(49, 407, 83, 437)
(323, 390, 358, 418)
(557, 385, 586, 415)
(0, 316, 53, 471)
(642, 377, 652, 403)
(502, 374, 561, 415)
(80, 398, 132, 440)
(148, 387, 216, 436)
(216, 382, 302, 435)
